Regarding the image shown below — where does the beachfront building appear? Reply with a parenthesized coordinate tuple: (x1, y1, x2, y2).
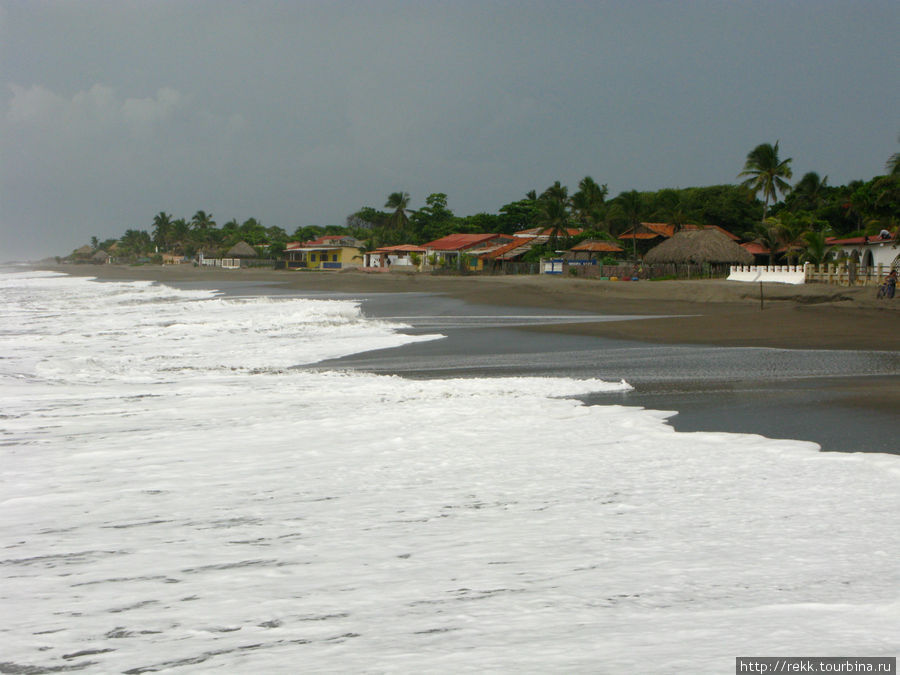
(479, 236, 542, 272)
(827, 232, 898, 270)
(422, 233, 516, 271)
(284, 235, 363, 271)
(363, 245, 427, 269)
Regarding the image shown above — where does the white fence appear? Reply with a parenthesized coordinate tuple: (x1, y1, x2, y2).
(727, 264, 807, 284)
(729, 262, 896, 286)
(200, 258, 241, 269)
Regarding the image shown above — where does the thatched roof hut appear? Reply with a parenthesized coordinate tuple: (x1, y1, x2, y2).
(226, 241, 258, 258)
(91, 249, 110, 264)
(643, 229, 754, 265)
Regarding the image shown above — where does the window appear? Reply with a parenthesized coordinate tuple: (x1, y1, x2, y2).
(332, 254, 338, 261)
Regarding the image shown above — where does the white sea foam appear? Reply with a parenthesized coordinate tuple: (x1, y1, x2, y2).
(1, 270, 898, 673)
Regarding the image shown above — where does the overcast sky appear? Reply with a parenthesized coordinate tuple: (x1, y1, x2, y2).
(2, 0, 898, 260)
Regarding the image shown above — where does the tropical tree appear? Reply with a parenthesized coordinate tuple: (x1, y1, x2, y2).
(617, 190, 644, 260)
(171, 218, 190, 254)
(410, 192, 455, 241)
(770, 214, 807, 264)
(119, 229, 153, 258)
(384, 192, 411, 241)
(743, 219, 783, 265)
(239, 218, 267, 244)
(887, 135, 900, 176)
(571, 176, 608, 229)
(535, 182, 571, 249)
(152, 212, 173, 251)
(790, 172, 828, 212)
(536, 198, 571, 249)
(654, 189, 688, 229)
(800, 230, 838, 266)
(739, 141, 793, 223)
(191, 210, 217, 250)
(539, 181, 568, 204)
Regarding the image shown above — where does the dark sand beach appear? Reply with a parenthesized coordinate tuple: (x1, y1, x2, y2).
(36, 264, 900, 453)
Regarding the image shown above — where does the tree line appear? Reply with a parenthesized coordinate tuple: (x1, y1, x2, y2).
(78, 140, 899, 264)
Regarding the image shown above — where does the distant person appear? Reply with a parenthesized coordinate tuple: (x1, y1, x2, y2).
(879, 228, 891, 240)
(877, 269, 897, 299)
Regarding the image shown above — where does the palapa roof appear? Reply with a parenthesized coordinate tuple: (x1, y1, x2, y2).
(643, 229, 754, 265)
(226, 241, 258, 258)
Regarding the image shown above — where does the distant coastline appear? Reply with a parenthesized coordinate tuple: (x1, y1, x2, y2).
(35, 262, 900, 353)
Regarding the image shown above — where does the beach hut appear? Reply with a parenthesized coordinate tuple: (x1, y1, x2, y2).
(226, 241, 259, 258)
(90, 249, 111, 264)
(643, 229, 753, 277)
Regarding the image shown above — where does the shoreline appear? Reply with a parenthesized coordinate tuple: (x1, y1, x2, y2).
(21, 263, 900, 453)
(35, 263, 900, 351)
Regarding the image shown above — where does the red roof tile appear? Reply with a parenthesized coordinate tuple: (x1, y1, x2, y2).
(570, 240, 623, 253)
(422, 233, 511, 250)
(373, 244, 427, 253)
(514, 227, 583, 237)
(826, 234, 895, 245)
(480, 237, 539, 260)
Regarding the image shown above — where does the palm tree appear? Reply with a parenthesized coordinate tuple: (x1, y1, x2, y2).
(152, 212, 173, 251)
(739, 141, 793, 223)
(791, 172, 828, 212)
(743, 219, 782, 265)
(618, 190, 643, 261)
(655, 189, 688, 229)
(539, 181, 568, 204)
(171, 218, 190, 254)
(384, 192, 411, 241)
(800, 230, 838, 266)
(536, 198, 571, 249)
(771, 214, 807, 264)
(886, 135, 900, 176)
(191, 210, 217, 251)
(571, 176, 608, 229)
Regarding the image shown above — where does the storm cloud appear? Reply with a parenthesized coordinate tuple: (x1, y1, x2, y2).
(2, 0, 898, 260)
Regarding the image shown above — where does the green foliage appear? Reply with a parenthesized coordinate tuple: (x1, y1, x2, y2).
(497, 198, 540, 233)
(410, 193, 457, 241)
(738, 141, 793, 222)
(119, 228, 153, 259)
(104, 137, 899, 264)
(571, 176, 608, 229)
(800, 230, 839, 265)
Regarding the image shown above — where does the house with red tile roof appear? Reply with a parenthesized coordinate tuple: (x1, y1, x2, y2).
(826, 232, 897, 270)
(422, 233, 515, 270)
(363, 244, 427, 269)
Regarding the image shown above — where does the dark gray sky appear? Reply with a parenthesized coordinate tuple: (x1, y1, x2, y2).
(2, 0, 898, 260)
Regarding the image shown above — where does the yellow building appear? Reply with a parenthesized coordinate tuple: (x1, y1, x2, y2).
(284, 236, 363, 270)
